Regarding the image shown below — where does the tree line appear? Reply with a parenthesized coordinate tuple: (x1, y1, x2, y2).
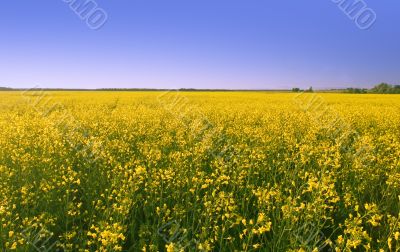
(291, 83, 400, 94)
(345, 83, 400, 94)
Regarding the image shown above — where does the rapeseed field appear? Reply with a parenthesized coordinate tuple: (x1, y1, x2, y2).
(0, 91, 399, 251)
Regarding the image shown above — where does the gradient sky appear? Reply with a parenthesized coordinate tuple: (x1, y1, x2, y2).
(0, 0, 399, 89)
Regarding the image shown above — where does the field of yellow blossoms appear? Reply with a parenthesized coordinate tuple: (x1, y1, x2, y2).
(0, 91, 399, 251)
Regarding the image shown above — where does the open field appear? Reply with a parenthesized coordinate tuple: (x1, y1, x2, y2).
(1, 91, 400, 251)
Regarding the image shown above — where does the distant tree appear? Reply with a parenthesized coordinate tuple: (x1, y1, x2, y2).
(371, 83, 393, 93)
(292, 88, 301, 92)
(393, 85, 400, 94)
(346, 88, 367, 94)
(305, 86, 313, 93)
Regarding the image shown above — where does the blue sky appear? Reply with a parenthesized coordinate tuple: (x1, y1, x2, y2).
(0, 0, 399, 89)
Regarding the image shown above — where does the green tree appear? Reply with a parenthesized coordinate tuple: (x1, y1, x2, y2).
(371, 83, 393, 93)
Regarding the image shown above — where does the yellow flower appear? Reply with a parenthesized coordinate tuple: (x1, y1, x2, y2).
(257, 213, 265, 223)
(10, 242, 17, 250)
(166, 243, 175, 252)
(337, 235, 344, 245)
(394, 232, 400, 241)
(388, 237, 392, 250)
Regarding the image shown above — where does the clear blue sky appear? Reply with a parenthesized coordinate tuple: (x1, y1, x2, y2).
(0, 0, 399, 89)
